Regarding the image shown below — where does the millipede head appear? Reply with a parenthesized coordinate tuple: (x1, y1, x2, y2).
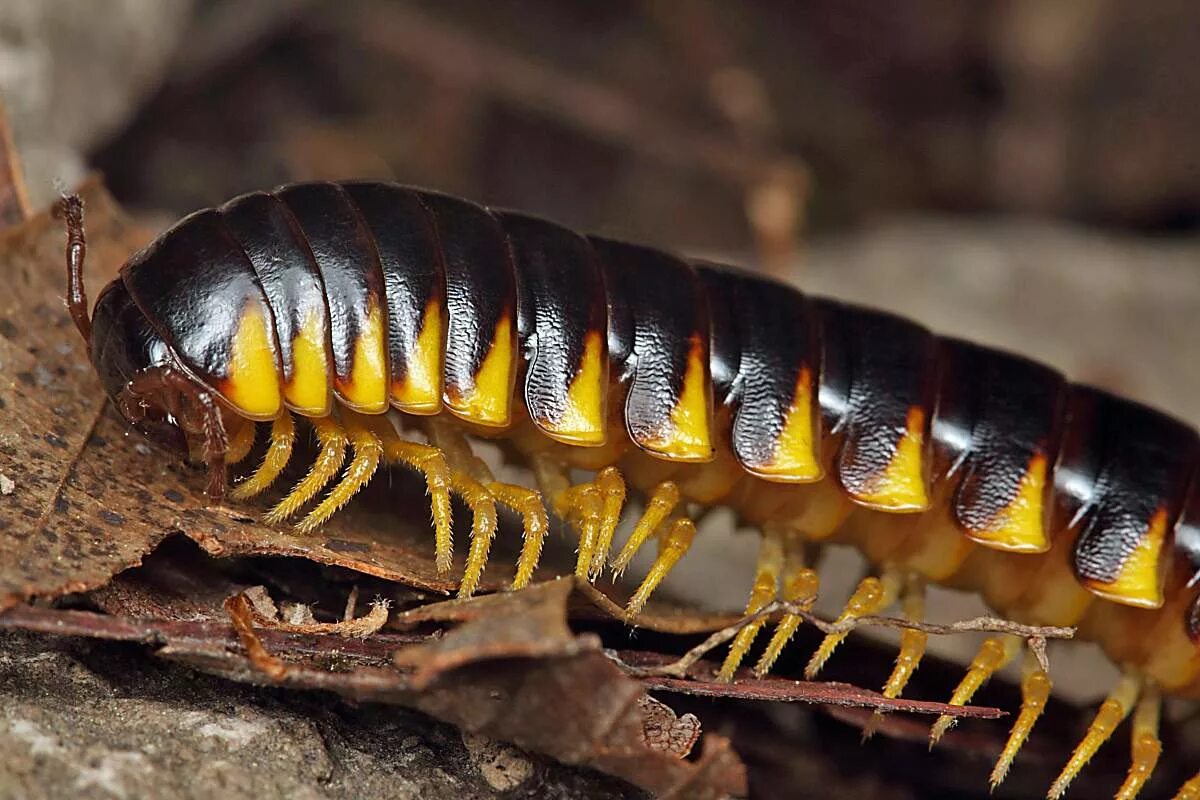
(61, 193, 232, 496)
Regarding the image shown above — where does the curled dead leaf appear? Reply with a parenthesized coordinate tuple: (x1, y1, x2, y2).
(638, 695, 701, 759)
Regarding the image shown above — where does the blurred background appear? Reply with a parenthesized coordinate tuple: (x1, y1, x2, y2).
(3, 1, 1199, 797)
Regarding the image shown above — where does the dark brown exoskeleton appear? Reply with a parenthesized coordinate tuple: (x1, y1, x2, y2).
(62, 182, 1200, 800)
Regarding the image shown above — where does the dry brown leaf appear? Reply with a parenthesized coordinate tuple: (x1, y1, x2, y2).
(638, 695, 701, 759)
(0, 582, 751, 799)
(0, 178, 173, 610)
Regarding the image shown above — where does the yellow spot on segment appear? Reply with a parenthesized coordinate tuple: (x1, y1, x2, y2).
(752, 366, 821, 482)
(645, 336, 713, 462)
(854, 405, 929, 512)
(542, 330, 607, 446)
(447, 314, 515, 427)
(222, 303, 281, 420)
(1084, 507, 1170, 609)
(337, 299, 388, 414)
(285, 308, 330, 416)
(391, 300, 443, 414)
(967, 453, 1050, 553)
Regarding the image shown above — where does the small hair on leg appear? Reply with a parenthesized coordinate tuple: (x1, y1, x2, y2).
(264, 414, 348, 523)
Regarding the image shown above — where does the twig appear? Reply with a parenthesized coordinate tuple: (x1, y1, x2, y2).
(343, 585, 360, 623)
(809, 608, 1076, 641)
(0, 98, 31, 231)
(633, 673, 1005, 720)
(223, 594, 289, 681)
(617, 603, 795, 679)
(235, 588, 391, 640)
(620, 600, 1074, 680)
(1028, 635, 1051, 673)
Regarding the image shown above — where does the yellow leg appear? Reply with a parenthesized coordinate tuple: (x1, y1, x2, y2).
(538, 461, 626, 582)
(930, 634, 1021, 745)
(863, 573, 928, 740)
(754, 539, 820, 677)
(379, 431, 455, 574)
(1113, 682, 1161, 800)
(990, 649, 1051, 791)
(225, 419, 257, 465)
(717, 533, 785, 682)
(426, 423, 551, 593)
(1174, 772, 1200, 800)
(559, 481, 603, 580)
(424, 420, 503, 597)
(264, 415, 348, 523)
(625, 517, 696, 618)
(805, 569, 902, 680)
(487, 481, 550, 590)
(1048, 671, 1142, 799)
(231, 413, 296, 500)
(590, 467, 626, 579)
(450, 471, 498, 599)
(295, 414, 383, 533)
(610, 481, 680, 576)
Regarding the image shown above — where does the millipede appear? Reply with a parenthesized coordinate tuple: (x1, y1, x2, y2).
(60, 181, 1200, 799)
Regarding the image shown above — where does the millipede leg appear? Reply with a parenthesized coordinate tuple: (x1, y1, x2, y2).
(424, 421, 501, 597)
(231, 413, 296, 500)
(538, 462, 626, 582)
(264, 415, 348, 523)
(989, 649, 1051, 791)
(561, 482, 604, 580)
(625, 517, 696, 618)
(863, 572, 928, 741)
(450, 471, 499, 599)
(225, 419, 257, 465)
(1113, 681, 1161, 800)
(590, 467, 626, 579)
(487, 481, 550, 590)
(377, 428, 454, 573)
(1173, 771, 1200, 800)
(754, 538, 820, 677)
(1048, 671, 1142, 800)
(717, 533, 785, 682)
(806, 568, 902, 680)
(610, 481, 680, 577)
(930, 634, 1021, 745)
(296, 414, 383, 533)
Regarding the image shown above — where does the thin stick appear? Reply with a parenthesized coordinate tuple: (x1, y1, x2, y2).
(224, 594, 289, 681)
(618, 601, 810, 680)
(620, 600, 1074, 680)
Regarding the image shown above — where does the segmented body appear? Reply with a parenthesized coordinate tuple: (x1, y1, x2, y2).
(71, 182, 1200, 799)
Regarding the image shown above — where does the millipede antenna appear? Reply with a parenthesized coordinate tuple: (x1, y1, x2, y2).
(59, 193, 90, 346)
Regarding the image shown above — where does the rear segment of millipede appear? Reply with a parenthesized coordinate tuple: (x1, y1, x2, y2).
(64, 181, 1200, 800)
